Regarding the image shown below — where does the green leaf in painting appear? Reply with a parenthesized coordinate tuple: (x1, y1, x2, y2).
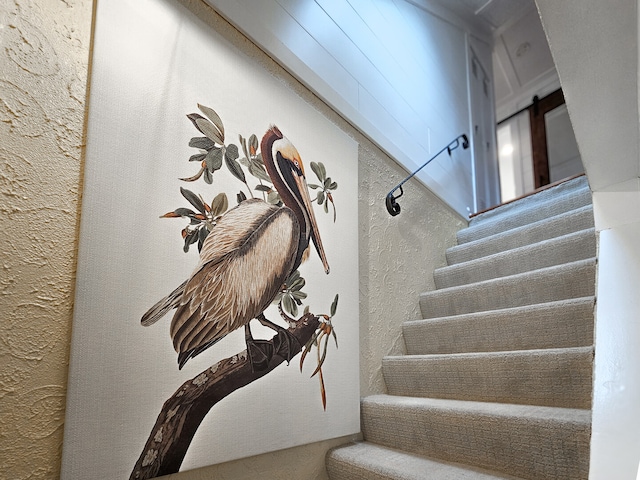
(226, 143, 239, 160)
(206, 147, 223, 172)
(173, 207, 197, 217)
(248, 161, 271, 182)
(197, 226, 209, 252)
(290, 276, 305, 291)
(239, 134, 249, 160)
(197, 104, 225, 142)
(186, 113, 205, 133)
(310, 161, 324, 182)
(187, 114, 222, 144)
(225, 145, 246, 183)
(254, 184, 271, 192)
(195, 117, 223, 145)
(183, 230, 198, 253)
(249, 134, 259, 155)
(211, 192, 228, 216)
(318, 162, 327, 182)
(189, 136, 215, 150)
(189, 153, 206, 163)
(330, 294, 338, 317)
(237, 191, 247, 204)
(292, 290, 307, 300)
(282, 295, 298, 317)
(180, 187, 206, 214)
(203, 168, 213, 184)
(317, 190, 325, 204)
(288, 270, 300, 284)
(282, 294, 294, 317)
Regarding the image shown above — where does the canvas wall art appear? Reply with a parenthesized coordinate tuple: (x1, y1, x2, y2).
(61, 0, 359, 478)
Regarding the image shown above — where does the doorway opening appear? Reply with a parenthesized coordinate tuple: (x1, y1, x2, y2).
(496, 88, 583, 204)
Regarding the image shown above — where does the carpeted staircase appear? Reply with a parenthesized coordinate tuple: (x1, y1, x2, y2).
(327, 176, 596, 479)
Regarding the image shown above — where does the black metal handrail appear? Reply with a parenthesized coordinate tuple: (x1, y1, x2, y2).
(385, 134, 469, 216)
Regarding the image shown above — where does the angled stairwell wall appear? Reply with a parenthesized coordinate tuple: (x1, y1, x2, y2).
(328, 175, 596, 480)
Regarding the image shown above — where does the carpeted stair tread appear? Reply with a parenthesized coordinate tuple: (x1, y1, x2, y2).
(447, 205, 594, 265)
(420, 258, 596, 319)
(362, 395, 591, 480)
(458, 177, 591, 244)
(404, 297, 594, 355)
(382, 346, 593, 409)
(326, 442, 524, 480)
(467, 175, 588, 226)
(435, 228, 596, 288)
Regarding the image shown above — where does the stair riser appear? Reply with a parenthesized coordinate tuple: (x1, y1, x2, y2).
(447, 205, 594, 265)
(362, 399, 591, 480)
(382, 347, 593, 409)
(459, 186, 591, 244)
(404, 298, 595, 355)
(435, 229, 596, 289)
(420, 259, 596, 319)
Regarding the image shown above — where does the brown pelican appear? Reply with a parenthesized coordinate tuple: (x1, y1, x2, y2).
(141, 126, 330, 370)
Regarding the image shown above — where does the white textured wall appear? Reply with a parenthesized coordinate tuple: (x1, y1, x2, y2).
(0, 0, 464, 478)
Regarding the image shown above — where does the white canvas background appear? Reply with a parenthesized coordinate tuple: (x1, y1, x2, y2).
(60, 0, 359, 477)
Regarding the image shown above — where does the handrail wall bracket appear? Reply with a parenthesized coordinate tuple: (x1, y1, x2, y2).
(385, 133, 469, 216)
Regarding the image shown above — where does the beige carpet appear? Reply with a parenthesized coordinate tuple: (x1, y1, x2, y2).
(327, 176, 595, 480)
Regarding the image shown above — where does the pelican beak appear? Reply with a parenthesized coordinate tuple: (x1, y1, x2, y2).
(294, 173, 330, 274)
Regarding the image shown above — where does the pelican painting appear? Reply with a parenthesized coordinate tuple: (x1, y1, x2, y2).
(61, 5, 361, 474)
(140, 125, 330, 371)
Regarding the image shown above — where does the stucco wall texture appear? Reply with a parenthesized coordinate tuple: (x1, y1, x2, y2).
(0, 0, 464, 479)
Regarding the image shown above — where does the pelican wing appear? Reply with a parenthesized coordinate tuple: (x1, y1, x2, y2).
(140, 280, 187, 326)
(170, 198, 300, 367)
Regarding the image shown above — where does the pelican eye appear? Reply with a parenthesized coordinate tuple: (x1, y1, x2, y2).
(292, 159, 305, 176)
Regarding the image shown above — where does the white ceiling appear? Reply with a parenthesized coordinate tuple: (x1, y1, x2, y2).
(435, 0, 559, 117)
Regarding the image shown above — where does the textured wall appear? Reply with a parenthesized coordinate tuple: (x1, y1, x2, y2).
(0, 0, 92, 478)
(0, 0, 464, 478)
(358, 144, 466, 397)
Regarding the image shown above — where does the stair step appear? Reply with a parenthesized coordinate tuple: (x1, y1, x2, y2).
(362, 395, 591, 480)
(435, 228, 596, 289)
(447, 204, 594, 265)
(382, 346, 593, 409)
(420, 258, 596, 319)
(404, 297, 594, 355)
(469, 176, 588, 226)
(326, 442, 524, 480)
(459, 178, 591, 244)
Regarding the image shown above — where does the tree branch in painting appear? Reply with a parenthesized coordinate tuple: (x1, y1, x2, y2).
(130, 312, 333, 480)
